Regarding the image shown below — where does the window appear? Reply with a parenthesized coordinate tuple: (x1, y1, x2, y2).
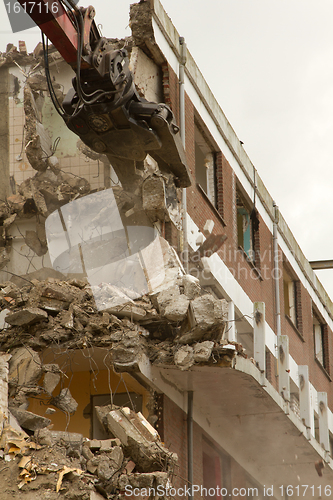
(314, 317, 324, 366)
(283, 268, 297, 325)
(329, 434, 333, 458)
(236, 191, 260, 266)
(290, 393, 300, 419)
(313, 308, 329, 372)
(195, 124, 216, 206)
(202, 439, 229, 500)
(283, 265, 304, 334)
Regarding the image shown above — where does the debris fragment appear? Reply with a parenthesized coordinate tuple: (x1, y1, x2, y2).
(56, 466, 83, 493)
(43, 371, 61, 395)
(315, 459, 324, 477)
(174, 345, 194, 370)
(156, 284, 189, 321)
(5, 307, 48, 326)
(193, 341, 214, 363)
(8, 347, 43, 388)
(51, 388, 78, 414)
(9, 407, 51, 432)
(98, 406, 176, 473)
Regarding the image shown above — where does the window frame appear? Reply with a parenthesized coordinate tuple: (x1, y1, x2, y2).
(194, 118, 218, 207)
(312, 307, 330, 375)
(236, 189, 260, 269)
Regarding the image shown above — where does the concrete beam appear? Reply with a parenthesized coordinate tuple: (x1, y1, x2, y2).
(227, 301, 237, 342)
(318, 392, 330, 453)
(310, 260, 333, 270)
(253, 302, 266, 375)
(278, 335, 290, 402)
(299, 365, 313, 439)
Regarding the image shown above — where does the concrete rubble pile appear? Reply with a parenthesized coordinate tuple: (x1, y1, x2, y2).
(0, 256, 245, 497)
(0, 407, 175, 500)
(0, 270, 243, 370)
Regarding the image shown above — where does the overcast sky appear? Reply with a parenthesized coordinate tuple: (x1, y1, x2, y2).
(1, 0, 333, 296)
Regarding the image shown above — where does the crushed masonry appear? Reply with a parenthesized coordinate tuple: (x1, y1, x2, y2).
(0, 415, 174, 499)
(0, 262, 245, 497)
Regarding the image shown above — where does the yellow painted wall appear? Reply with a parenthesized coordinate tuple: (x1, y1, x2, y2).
(29, 368, 149, 438)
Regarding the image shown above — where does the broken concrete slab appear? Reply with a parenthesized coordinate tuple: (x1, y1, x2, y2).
(189, 294, 226, 329)
(97, 453, 122, 481)
(193, 341, 214, 363)
(174, 345, 194, 370)
(92, 283, 134, 307)
(196, 233, 227, 258)
(91, 283, 147, 320)
(82, 443, 94, 461)
(96, 445, 124, 481)
(142, 175, 168, 222)
(88, 312, 110, 332)
(182, 274, 201, 300)
(35, 428, 83, 450)
(100, 439, 121, 453)
(9, 407, 51, 431)
(127, 472, 155, 488)
(41, 283, 74, 303)
(109, 445, 124, 468)
(88, 439, 102, 451)
(43, 371, 61, 395)
(5, 307, 48, 326)
(72, 305, 90, 326)
(113, 358, 141, 373)
(24, 229, 48, 256)
(104, 406, 175, 473)
(147, 239, 184, 298)
(51, 388, 78, 414)
(164, 294, 189, 322)
(119, 469, 170, 491)
(156, 285, 189, 321)
(6, 194, 25, 212)
(58, 310, 74, 329)
(203, 219, 214, 236)
(107, 303, 147, 321)
(176, 321, 224, 345)
(87, 457, 99, 475)
(8, 347, 42, 388)
(111, 345, 141, 365)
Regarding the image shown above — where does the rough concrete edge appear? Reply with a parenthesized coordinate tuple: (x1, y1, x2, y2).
(147, 0, 333, 319)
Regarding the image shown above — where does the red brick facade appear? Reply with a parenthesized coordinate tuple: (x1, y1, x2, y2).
(163, 63, 333, 409)
(161, 395, 250, 499)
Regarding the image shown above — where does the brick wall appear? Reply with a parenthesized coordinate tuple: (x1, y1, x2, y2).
(162, 395, 249, 499)
(162, 394, 188, 494)
(163, 57, 333, 412)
